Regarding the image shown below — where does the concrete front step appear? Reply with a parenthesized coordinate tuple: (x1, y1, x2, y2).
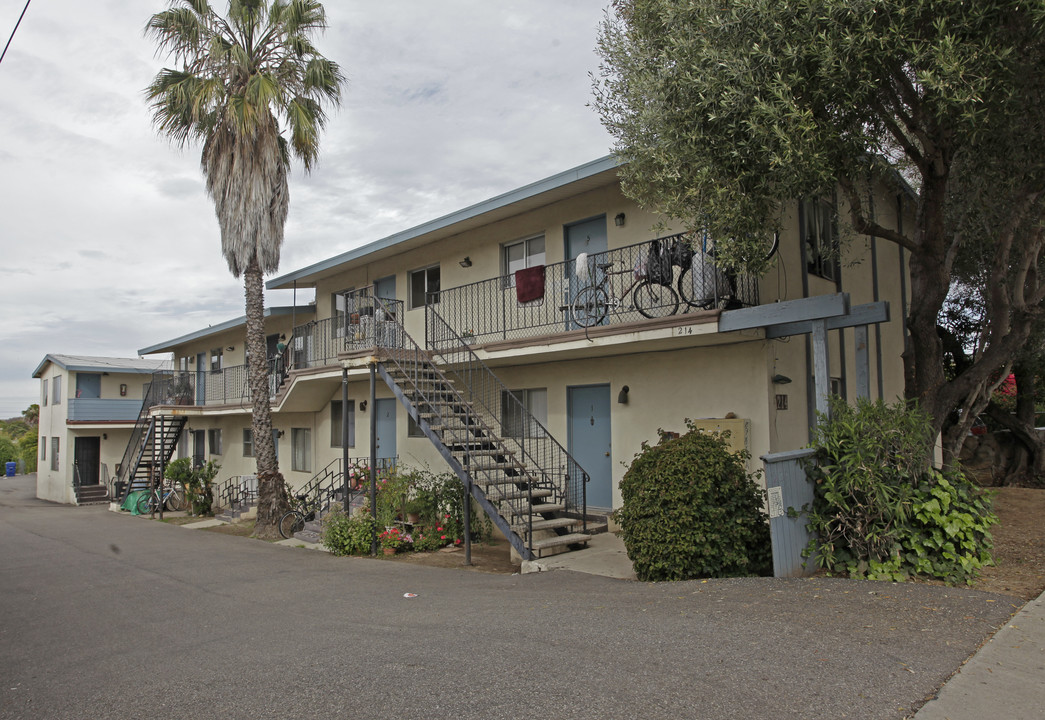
(514, 517, 579, 534)
(531, 532, 591, 553)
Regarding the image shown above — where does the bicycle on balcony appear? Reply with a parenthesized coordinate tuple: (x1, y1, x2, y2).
(569, 243, 680, 328)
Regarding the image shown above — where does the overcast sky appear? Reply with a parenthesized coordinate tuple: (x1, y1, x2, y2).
(0, 0, 614, 417)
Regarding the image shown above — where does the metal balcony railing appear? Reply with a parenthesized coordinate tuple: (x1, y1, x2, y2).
(286, 288, 405, 370)
(430, 232, 760, 347)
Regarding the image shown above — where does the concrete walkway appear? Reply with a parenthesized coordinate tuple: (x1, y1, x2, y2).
(914, 588, 1045, 720)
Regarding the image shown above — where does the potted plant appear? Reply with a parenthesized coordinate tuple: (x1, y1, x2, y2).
(378, 526, 409, 555)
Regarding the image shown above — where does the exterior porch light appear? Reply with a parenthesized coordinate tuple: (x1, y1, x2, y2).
(772, 374, 792, 384)
(614, 213, 626, 227)
(226, 345, 234, 351)
(359, 400, 368, 412)
(459, 257, 472, 268)
(617, 385, 629, 404)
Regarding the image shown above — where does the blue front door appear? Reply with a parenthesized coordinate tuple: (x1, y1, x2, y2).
(374, 398, 397, 460)
(565, 217, 608, 329)
(568, 384, 613, 509)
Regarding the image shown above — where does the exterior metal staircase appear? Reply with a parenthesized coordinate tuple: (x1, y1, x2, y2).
(362, 291, 591, 561)
(116, 374, 187, 503)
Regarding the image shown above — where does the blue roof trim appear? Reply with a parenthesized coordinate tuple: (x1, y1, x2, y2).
(267, 155, 621, 290)
(137, 305, 316, 355)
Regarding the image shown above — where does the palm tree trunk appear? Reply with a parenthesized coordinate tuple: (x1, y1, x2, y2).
(244, 257, 288, 538)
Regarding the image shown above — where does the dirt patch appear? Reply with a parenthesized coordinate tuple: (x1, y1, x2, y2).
(383, 538, 519, 574)
(968, 487, 1045, 600)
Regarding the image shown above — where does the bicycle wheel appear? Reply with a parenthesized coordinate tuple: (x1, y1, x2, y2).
(278, 511, 306, 539)
(677, 265, 717, 309)
(136, 493, 156, 515)
(165, 488, 186, 512)
(570, 286, 608, 328)
(634, 281, 679, 319)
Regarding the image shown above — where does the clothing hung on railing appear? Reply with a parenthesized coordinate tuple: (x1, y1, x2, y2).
(515, 264, 546, 304)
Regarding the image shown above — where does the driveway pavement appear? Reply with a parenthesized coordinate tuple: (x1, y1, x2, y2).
(0, 474, 1024, 719)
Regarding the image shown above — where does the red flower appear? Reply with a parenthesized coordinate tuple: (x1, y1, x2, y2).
(440, 535, 446, 540)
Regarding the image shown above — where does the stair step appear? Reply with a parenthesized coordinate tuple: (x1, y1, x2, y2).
(470, 462, 527, 472)
(531, 503, 565, 514)
(531, 532, 591, 551)
(515, 517, 578, 533)
(488, 488, 552, 502)
(457, 448, 515, 457)
(478, 475, 539, 487)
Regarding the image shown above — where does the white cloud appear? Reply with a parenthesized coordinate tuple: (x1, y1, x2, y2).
(0, 0, 613, 417)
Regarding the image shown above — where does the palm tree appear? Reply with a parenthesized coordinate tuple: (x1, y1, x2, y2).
(145, 0, 344, 538)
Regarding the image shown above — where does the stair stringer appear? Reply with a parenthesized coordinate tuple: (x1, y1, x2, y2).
(376, 362, 535, 561)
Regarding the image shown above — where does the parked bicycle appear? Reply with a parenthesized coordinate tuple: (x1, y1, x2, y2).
(136, 482, 186, 514)
(569, 251, 679, 328)
(676, 231, 779, 310)
(278, 493, 321, 539)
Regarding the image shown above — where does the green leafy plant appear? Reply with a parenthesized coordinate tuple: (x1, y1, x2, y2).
(614, 421, 772, 581)
(804, 397, 997, 584)
(322, 506, 377, 556)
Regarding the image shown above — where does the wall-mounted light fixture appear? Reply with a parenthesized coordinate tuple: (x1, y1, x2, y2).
(102, 433, 108, 440)
(120, 383, 127, 396)
(772, 374, 793, 385)
(226, 346, 234, 352)
(459, 256, 472, 268)
(277, 430, 285, 438)
(617, 385, 630, 404)
(188, 356, 195, 363)
(359, 400, 368, 412)
(614, 213, 626, 227)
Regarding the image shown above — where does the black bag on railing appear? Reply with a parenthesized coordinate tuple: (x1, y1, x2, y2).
(669, 237, 695, 267)
(646, 239, 672, 286)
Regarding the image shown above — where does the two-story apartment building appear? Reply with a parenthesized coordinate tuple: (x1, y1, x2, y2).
(33, 354, 170, 504)
(130, 156, 912, 559)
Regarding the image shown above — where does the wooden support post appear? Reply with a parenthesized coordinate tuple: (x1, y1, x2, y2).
(854, 325, 870, 400)
(812, 319, 830, 422)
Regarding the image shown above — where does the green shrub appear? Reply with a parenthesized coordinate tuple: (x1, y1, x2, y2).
(322, 506, 377, 556)
(614, 422, 772, 581)
(804, 397, 997, 584)
(0, 437, 17, 466)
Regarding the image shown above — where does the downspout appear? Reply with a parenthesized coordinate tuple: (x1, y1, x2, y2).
(369, 362, 377, 556)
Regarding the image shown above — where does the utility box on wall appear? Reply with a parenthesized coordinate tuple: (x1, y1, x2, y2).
(761, 447, 818, 578)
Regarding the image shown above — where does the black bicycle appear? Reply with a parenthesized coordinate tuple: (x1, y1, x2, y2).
(278, 493, 318, 539)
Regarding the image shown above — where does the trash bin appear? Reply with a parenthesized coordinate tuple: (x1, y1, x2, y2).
(5, 462, 15, 477)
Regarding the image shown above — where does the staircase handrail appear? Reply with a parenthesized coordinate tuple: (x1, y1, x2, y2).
(115, 373, 170, 503)
(368, 296, 587, 532)
(421, 302, 589, 523)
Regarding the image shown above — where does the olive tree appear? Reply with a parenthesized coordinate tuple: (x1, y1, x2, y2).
(593, 0, 1045, 462)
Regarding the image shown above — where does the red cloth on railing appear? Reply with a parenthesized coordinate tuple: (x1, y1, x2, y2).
(515, 265, 546, 303)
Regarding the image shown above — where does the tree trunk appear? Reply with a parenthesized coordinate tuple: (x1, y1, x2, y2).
(984, 362, 1045, 485)
(244, 258, 289, 538)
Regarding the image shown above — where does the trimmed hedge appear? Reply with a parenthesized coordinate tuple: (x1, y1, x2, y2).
(614, 421, 772, 581)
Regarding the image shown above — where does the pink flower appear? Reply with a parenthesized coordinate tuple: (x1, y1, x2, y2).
(440, 535, 446, 540)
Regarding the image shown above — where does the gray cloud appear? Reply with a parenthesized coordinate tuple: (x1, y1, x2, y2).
(0, 0, 612, 414)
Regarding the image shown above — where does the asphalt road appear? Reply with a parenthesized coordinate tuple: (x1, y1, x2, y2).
(0, 474, 1019, 720)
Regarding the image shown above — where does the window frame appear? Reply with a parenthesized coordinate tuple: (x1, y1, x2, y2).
(210, 348, 224, 373)
(500, 388, 548, 438)
(51, 437, 59, 471)
(408, 264, 440, 310)
(52, 376, 62, 405)
(291, 427, 312, 473)
(208, 428, 223, 456)
(802, 196, 841, 282)
(330, 399, 356, 448)
(42, 378, 48, 407)
(242, 428, 254, 457)
(502, 234, 546, 287)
